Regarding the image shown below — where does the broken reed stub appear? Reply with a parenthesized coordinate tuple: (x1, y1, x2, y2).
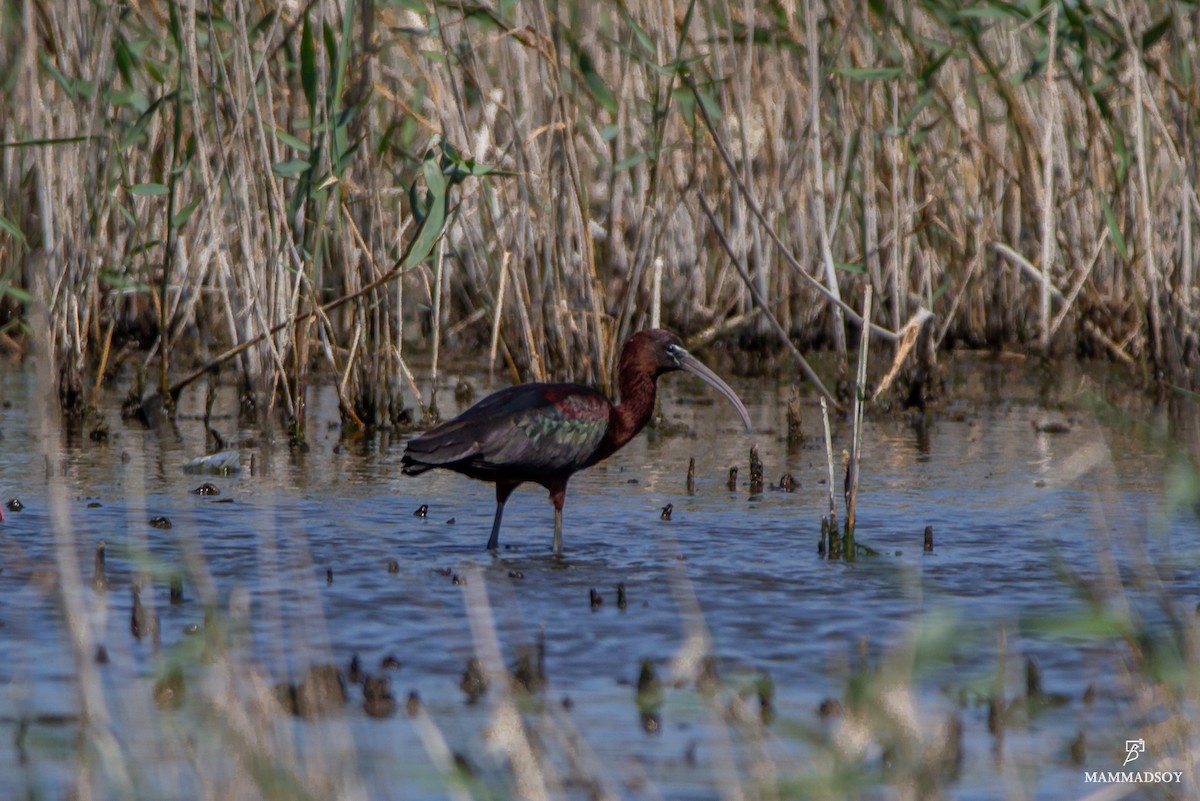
(749, 445, 764, 494)
(924, 525, 934, 552)
(686, 457, 695, 494)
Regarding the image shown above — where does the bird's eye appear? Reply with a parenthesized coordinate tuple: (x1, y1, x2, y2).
(666, 344, 684, 362)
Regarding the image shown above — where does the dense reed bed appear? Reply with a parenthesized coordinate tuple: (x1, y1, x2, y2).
(1, 1, 1198, 432)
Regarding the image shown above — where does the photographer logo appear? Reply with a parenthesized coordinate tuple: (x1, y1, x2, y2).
(1083, 740, 1182, 785)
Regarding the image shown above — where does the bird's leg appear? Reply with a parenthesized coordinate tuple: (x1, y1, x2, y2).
(553, 505, 563, 555)
(486, 501, 505, 551)
(488, 482, 518, 551)
(548, 481, 567, 556)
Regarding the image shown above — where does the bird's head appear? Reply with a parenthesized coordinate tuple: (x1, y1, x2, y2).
(624, 329, 752, 431)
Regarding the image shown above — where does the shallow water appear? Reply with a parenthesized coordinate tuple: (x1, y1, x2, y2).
(0, 358, 1196, 800)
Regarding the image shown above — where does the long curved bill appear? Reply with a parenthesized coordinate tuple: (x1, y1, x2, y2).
(677, 351, 753, 432)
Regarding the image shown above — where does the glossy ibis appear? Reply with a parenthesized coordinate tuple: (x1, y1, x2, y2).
(401, 329, 751, 554)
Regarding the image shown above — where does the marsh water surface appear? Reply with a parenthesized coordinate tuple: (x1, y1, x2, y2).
(0, 357, 1195, 800)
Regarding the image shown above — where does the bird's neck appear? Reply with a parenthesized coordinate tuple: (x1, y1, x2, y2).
(604, 370, 658, 455)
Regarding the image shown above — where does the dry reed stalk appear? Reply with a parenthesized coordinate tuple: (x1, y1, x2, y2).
(698, 193, 840, 409)
(991, 241, 1136, 365)
(1117, 0, 1164, 371)
(846, 285, 872, 535)
(489, 252, 511, 384)
(687, 69, 901, 346)
(6, 0, 1200, 418)
(874, 308, 932, 401)
(429, 237, 446, 417)
(804, 0, 846, 362)
(1049, 226, 1110, 339)
(820, 396, 837, 528)
(31, 305, 133, 799)
(461, 568, 557, 801)
(651, 255, 663, 331)
(1037, 3, 1060, 350)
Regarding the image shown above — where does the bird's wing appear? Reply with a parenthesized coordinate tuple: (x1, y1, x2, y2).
(402, 384, 611, 476)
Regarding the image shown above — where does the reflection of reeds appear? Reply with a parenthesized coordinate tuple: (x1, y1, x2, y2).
(4, 1, 1199, 435)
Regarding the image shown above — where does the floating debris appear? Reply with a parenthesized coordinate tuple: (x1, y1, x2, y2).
(786, 385, 803, 444)
(941, 714, 964, 777)
(508, 570, 524, 580)
(192, 483, 220, 496)
(89, 421, 109, 442)
(363, 674, 397, 718)
(92, 542, 107, 592)
(1025, 656, 1070, 708)
(385, 559, 400, 574)
(154, 665, 185, 709)
(1024, 656, 1042, 698)
(454, 379, 476, 406)
(757, 671, 775, 725)
(381, 654, 401, 670)
(1033, 417, 1071, 434)
(452, 752, 476, 778)
(778, 473, 796, 492)
(636, 659, 663, 734)
(445, 517, 455, 524)
(818, 698, 843, 718)
(696, 656, 719, 697)
(660, 503, 673, 521)
(6, 498, 23, 512)
(460, 658, 488, 703)
(686, 457, 696, 494)
(589, 589, 603, 609)
(148, 515, 172, 530)
(292, 664, 348, 719)
(511, 649, 544, 694)
(130, 586, 150, 641)
(924, 525, 934, 552)
(1070, 731, 1086, 764)
(987, 698, 1002, 735)
(182, 450, 241, 475)
(413, 504, 428, 518)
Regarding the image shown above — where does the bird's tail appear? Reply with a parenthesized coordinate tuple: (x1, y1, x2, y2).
(400, 459, 434, 476)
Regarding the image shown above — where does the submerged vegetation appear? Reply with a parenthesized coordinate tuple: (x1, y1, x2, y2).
(1, 0, 1199, 433)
